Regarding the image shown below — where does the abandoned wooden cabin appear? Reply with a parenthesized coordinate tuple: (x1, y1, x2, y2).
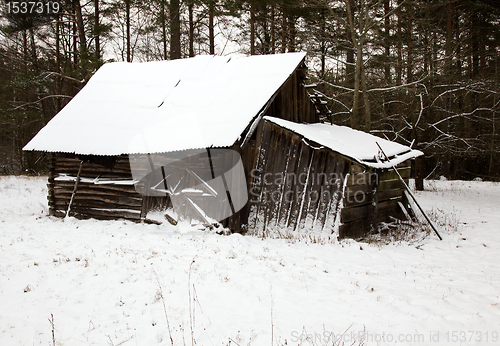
(23, 52, 422, 238)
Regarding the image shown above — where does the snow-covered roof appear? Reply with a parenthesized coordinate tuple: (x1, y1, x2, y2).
(24, 53, 307, 155)
(264, 116, 423, 169)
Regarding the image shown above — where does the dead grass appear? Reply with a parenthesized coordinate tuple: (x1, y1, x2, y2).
(360, 219, 432, 246)
(246, 227, 336, 245)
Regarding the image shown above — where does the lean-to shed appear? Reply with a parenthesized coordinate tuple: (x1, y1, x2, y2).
(249, 117, 422, 238)
(23, 52, 422, 238)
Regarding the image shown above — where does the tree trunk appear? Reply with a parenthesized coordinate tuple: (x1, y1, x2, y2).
(73, 0, 88, 78)
(170, 0, 181, 59)
(22, 30, 28, 70)
(281, 6, 287, 53)
(209, 1, 215, 55)
(270, 4, 275, 54)
(423, 27, 429, 76)
(250, 1, 255, 55)
(396, 0, 402, 85)
(479, 13, 486, 73)
(72, 20, 78, 67)
(29, 29, 49, 124)
(262, 4, 270, 54)
(467, 18, 472, 79)
(95, 0, 100, 62)
(346, 0, 357, 128)
(288, 14, 296, 52)
(126, 0, 131, 62)
(320, 8, 326, 78)
(415, 157, 424, 191)
(445, 0, 453, 74)
(188, 1, 194, 57)
(345, 0, 355, 89)
(29, 29, 39, 75)
(432, 31, 437, 78)
(161, 0, 168, 60)
(384, 0, 390, 84)
(472, 11, 479, 77)
(361, 64, 371, 131)
(56, 18, 62, 112)
(351, 44, 363, 130)
(454, 8, 461, 76)
(406, 3, 412, 84)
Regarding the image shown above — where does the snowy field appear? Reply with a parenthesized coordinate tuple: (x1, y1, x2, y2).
(0, 176, 499, 346)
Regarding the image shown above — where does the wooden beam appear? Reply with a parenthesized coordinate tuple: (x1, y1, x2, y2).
(65, 160, 83, 218)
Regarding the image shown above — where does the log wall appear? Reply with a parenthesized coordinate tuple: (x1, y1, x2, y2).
(48, 154, 144, 222)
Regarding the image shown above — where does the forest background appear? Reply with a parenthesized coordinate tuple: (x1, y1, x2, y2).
(1, 0, 499, 183)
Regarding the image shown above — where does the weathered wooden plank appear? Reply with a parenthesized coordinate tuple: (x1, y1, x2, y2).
(341, 200, 372, 223)
(53, 164, 132, 174)
(378, 179, 403, 191)
(377, 188, 404, 202)
(69, 208, 141, 221)
(347, 167, 409, 187)
(52, 158, 130, 166)
(53, 189, 139, 200)
(53, 193, 143, 207)
(251, 120, 278, 230)
(276, 136, 300, 228)
(254, 125, 273, 230)
(317, 150, 343, 228)
(350, 163, 366, 174)
(309, 153, 327, 229)
(264, 128, 282, 228)
(54, 181, 138, 193)
(341, 196, 402, 224)
(291, 71, 297, 121)
(54, 194, 143, 208)
(269, 130, 291, 228)
(263, 126, 284, 229)
(292, 144, 313, 231)
(55, 198, 142, 211)
(54, 209, 140, 221)
(304, 149, 326, 230)
(347, 172, 376, 186)
(378, 166, 411, 181)
(345, 183, 374, 199)
(53, 186, 141, 198)
(53, 159, 129, 171)
(53, 173, 135, 182)
(343, 191, 372, 209)
(248, 122, 271, 229)
(344, 188, 404, 209)
(323, 154, 348, 232)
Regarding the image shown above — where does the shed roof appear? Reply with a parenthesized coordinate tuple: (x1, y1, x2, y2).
(23, 53, 306, 156)
(264, 116, 423, 169)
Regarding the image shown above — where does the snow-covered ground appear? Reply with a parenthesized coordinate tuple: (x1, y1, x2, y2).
(0, 176, 499, 346)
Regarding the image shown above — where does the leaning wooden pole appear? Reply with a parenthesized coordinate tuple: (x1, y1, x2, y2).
(65, 160, 84, 218)
(375, 142, 442, 240)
